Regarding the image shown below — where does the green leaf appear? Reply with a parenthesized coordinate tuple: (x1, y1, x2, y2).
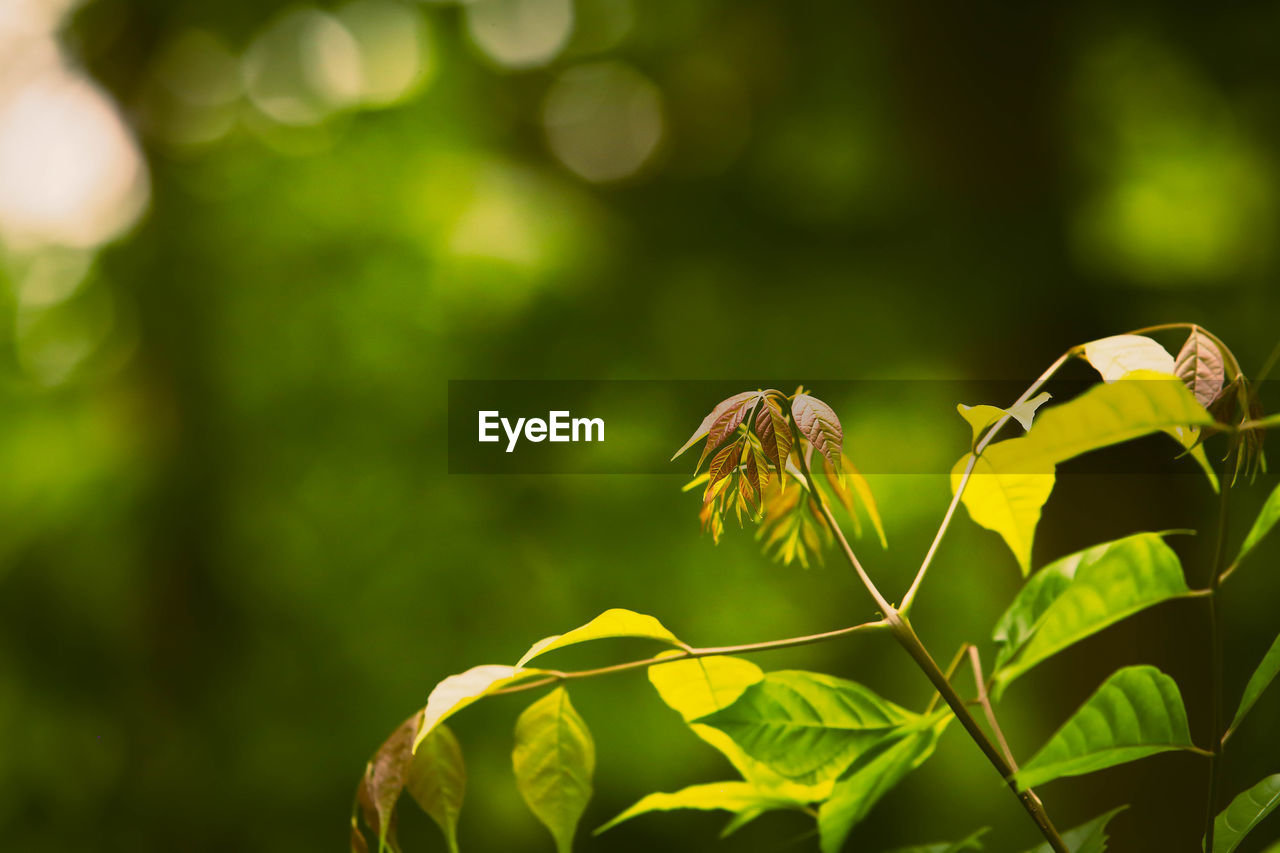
(517, 609, 684, 667)
(956, 377, 1213, 573)
(991, 551, 1080, 672)
(885, 828, 989, 853)
(1210, 775, 1280, 853)
(792, 394, 844, 468)
(1013, 666, 1195, 790)
(1175, 329, 1226, 408)
(992, 533, 1193, 693)
(1023, 806, 1127, 853)
(648, 655, 833, 797)
(957, 392, 1052, 444)
(952, 449, 1055, 576)
(512, 688, 595, 853)
(694, 670, 919, 783)
(406, 724, 465, 853)
(817, 727, 940, 853)
(594, 781, 811, 834)
(1230, 631, 1280, 734)
(1236, 481, 1280, 568)
(1083, 334, 1175, 382)
(414, 665, 550, 751)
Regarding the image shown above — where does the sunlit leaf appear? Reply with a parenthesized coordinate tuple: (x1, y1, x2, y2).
(1229, 632, 1280, 734)
(512, 687, 595, 853)
(1235, 481, 1280, 569)
(517, 609, 684, 667)
(792, 394, 844, 468)
(825, 454, 887, 548)
(885, 828, 989, 853)
(648, 654, 832, 796)
(414, 665, 550, 751)
(1023, 806, 1127, 853)
(952, 449, 1054, 576)
(957, 392, 1052, 444)
(406, 724, 465, 853)
(1211, 775, 1280, 853)
(957, 377, 1212, 574)
(817, 727, 941, 853)
(992, 533, 1193, 692)
(1083, 334, 1175, 382)
(1013, 666, 1195, 790)
(694, 670, 919, 783)
(672, 390, 760, 463)
(595, 781, 811, 834)
(1175, 329, 1226, 408)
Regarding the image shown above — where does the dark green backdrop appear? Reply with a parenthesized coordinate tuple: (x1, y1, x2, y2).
(2, 1, 1279, 850)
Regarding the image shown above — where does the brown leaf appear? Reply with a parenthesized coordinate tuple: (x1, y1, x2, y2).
(791, 394, 843, 467)
(755, 396, 794, 475)
(671, 391, 760, 464)
(698, 392, 762, 470)
(357, 715, 418, 852)
(351, 819, 371, 853)
(1174, 329, 1226, 408)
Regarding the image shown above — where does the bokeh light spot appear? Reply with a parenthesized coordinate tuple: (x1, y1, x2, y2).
(464, 0, 573, 70)
(542, 61, 664, 183)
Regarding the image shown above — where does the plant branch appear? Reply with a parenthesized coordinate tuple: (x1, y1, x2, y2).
(796, 448, 1070, 853)
(900, 350, 1075, 614)
(1203, 443, 1237, 852)
(486, 619, 890, 697)
(968, 646, 1019, 773)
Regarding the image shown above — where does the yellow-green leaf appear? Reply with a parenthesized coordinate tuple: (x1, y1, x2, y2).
(992, 533, 1193, 693)
(513, 688, 595, 853)
(694, 670, 919, 784)
(1023, 806, 1127, 853)
(957, 392, 1052, 444)
(1211, 775, 1280, 853)
(1014, 666, 1195, 790)
(406, 724, 465, 853)
(414, 665, 550, 751)
(595, 781, 811, 835)
(952, 448, 1055, 575)
(885, 828, 989, 853)
(1083, 334, 1175, 382)
(1229, 632, 1280, 735)
(1236, 481, 1280, 568)
(956, 377, 1213, 574)
(649, 654, 833, 797)
(517, 609, 684, 667)
(817, 728, 941, 853)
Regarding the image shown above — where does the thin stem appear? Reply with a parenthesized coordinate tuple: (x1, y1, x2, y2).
(486, 619, 890, 696)
(1203, 444, 1237, 852)
(968, 646, 1019, 773)
(901, 350, 1074, 614)
(796, 450, 1070, 853)
(925, 643, 972, 715)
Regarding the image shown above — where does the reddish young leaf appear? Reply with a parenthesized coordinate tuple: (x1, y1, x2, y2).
(671, 391, 760, 464)
(698, 393, 762, 471)
(1174, 329, 1226, 408)
(791, 394, 843, 467)
(755, 396, 793, 475)
(706, 441, 743, 492)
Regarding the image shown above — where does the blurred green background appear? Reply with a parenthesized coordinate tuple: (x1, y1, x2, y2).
(2, 0, 1280, 850)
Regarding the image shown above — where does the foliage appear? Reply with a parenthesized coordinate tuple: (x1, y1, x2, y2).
(355, 327, 1280, 853)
